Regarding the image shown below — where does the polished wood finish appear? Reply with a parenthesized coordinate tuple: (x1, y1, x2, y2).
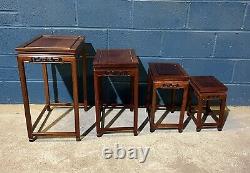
(149, 63, 189, 81)
(190, 76, 228, 93)
(16, 35, 88, 141)
(188, 76, 228, 131)
(93, 49, 138, 67)
(16, 35, 85, 55)
(93, 49, 139, 136)
(147, 63, 189, 133)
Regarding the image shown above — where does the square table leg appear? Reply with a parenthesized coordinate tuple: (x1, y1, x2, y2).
(130, 76, 134, 112)
(146, 70, 152, 113)
(150, 86, 157, 133)
(178, 86, 188, 133)
(196, 97, 203, 132)
(133, 70, 139, 136)
(94, 72, 102, 137)
(42, 64, 51, 111)
(17, 57, 34, 142)
(71, 59, 81, 141)
(82, 55, 88, 111)
(218, 96, 227, 131)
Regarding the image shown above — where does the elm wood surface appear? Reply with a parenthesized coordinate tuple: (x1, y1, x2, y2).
(93, 49, 139, 137)
(188, 76, 228, 131)
(16, 35, 88, 142)
(147, 63, 189, 133)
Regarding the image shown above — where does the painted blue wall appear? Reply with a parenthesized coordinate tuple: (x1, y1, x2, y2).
(0, 0, 250, 105)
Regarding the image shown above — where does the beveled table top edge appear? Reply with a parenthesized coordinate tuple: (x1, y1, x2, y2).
(15, 35, 85, 54)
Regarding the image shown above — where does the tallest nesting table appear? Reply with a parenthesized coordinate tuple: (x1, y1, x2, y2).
(16, 35, 88, 141)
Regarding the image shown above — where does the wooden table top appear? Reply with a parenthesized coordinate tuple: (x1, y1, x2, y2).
(93, 49, 139, 68)
(149, 63, 189, 81)
(16, 35, 85, 55)
(190, 76, 228, 93)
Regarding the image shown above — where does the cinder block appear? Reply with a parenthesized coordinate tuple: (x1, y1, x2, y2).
(162, 32, 215, 57)
(109, 30, 162, 56)
(227, 84, 250, 105)
(0, 65, 48, 81)
(0, 12, 19, 26)
(133, 1, 188, 29)
(189, 2, 246, 30)
(53, 28, 108, 52)
(0, 55, 17, 67)
(243, 5, 250, 30)
(0, 81, 22, 103)
(182, 59, 234, 83)
(19, 0, 76, 26)
(24, 64, 47, 81)
(215, 32, 250, 58)
(0, 0, 17, 10)
(0, 68, 19, 81)
(233, 60, 250, 83)
(78, 0, 132, 28)
(0, 81, 74, 103)
(0, 28, 52, 54)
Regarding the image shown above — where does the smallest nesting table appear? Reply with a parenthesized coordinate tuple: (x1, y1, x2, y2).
(188, 76, 228, 131)
(93, 49, 139, 137)
(147, 63, 189, 133)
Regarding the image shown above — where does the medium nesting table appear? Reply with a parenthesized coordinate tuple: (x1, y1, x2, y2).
(16, 35, 88, 141)
(93, 49, 139, 137)
(147, 63, 189, 133)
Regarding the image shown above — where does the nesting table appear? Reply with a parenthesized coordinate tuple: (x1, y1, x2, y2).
(93, 49, 139, 137)
(16, 34, 229, 142)
(16, 35, 88, 141)
(188, 76, 228, 131)
(147, 63, 189, 133)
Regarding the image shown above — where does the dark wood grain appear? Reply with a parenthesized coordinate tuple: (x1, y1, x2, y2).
(93, 49, 139, 67)
(190, 76, 228, 93)
(188, 76, 228, 132)
(93, 49, 139, 136)
(147, 63, 189, 133)
(16, 35, 88, 141)
(16, 35, 85, 55)
(149, 63, 189, 81)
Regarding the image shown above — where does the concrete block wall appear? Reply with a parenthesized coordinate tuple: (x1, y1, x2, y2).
(0, 0, 250, 105)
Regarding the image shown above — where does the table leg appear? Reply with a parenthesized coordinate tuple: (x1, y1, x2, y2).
(202, 100, 210, 123)
(178, 86, 188, 133)
(170, 89, 176, 113)
(133, 70, 139, 136)
(71, 59, 81, 141)
(130, 76, 134, 112)
(218, 96, 226, 131)
(17, 58, 34, 142)
(94, 72, 102, 137)
(146, 71, 152, 113)
(42, 64, 51, 111)
(150, 86, 157, 133)
(196, 97, 203, 132)
(82, 56, 88, 111)
(187, 88, 193, 117)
